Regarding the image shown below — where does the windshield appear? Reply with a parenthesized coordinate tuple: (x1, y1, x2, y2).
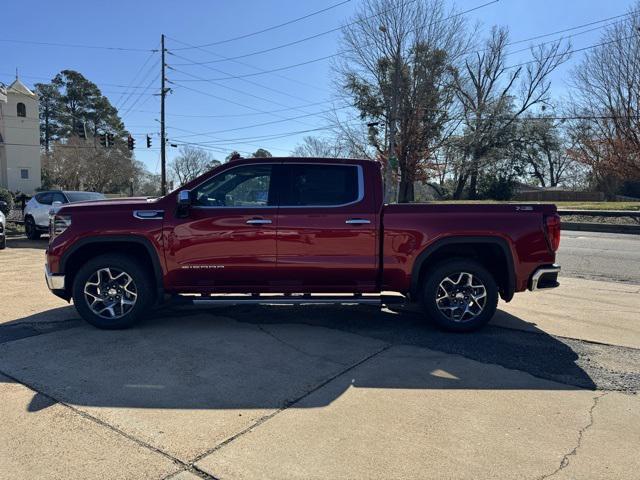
(64, 192, 106, 203)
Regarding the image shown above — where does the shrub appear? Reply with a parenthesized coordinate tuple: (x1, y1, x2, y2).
(0, 188, 13, 215)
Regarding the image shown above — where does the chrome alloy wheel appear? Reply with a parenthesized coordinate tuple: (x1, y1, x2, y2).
(83, 268, 138, 319)
(435, 272, 487, 323)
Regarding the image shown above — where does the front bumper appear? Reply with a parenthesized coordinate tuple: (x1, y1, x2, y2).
(529, 264, 561, 291)
(45, 263, 65, 291)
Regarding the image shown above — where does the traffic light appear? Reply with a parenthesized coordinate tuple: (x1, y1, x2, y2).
(98, 134, 107, 147)
(127, 135, 135, 151)
(146, 134, 152, 148)
(107, 134, 114, 147)
(75, 121, 86, 139)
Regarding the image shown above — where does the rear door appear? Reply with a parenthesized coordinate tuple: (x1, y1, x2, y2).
(274, 162, 378, 292)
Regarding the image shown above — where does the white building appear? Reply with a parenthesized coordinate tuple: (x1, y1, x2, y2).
(0, 77, 41, 193)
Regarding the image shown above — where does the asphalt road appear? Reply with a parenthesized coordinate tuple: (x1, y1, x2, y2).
(558, 230, 640, 284)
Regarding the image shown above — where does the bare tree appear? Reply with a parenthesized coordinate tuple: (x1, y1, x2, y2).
(42, 136, 138, 193)
(516, 116, 576, 187)
(569, 2, 640, 187)
(292, 136, 343, 158)
(169, 145, 220, 186)
(452, 27, 571, 198)
(336, 0, 472, 202)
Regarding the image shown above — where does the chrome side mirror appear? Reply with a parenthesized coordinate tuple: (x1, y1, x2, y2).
(177, 190, 191, 206)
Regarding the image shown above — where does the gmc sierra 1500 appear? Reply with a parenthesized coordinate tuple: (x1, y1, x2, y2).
(45, 157, 561, 332)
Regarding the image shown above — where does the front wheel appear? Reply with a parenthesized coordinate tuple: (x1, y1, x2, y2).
(25, 216, 41, 240)
(420, 259, 498, 332)
(72, 254, 154, 329)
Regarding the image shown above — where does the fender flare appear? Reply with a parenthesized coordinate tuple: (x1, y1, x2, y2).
(59, 235, 164, 296)
(409, 236, 516, 301)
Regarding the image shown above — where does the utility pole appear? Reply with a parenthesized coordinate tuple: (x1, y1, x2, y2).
(160, 33, 167, 196)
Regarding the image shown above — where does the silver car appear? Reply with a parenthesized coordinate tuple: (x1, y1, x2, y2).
(0, 207, 6, 250)
(24, 190, 105, 240)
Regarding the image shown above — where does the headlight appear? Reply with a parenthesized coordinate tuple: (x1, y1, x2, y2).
(50, 214, 71, 239)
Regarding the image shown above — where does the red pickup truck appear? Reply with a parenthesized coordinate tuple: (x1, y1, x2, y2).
(45, 157, 561, 332)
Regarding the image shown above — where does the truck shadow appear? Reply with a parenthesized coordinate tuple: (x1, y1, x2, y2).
(0, 304, 597, 414)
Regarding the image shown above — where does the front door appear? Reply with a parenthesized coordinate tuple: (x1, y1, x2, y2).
(275, 163, 378, 292)
(164, 163, 278, 292)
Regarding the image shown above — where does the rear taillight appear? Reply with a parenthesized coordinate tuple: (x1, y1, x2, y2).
(544, 214, 561, 251)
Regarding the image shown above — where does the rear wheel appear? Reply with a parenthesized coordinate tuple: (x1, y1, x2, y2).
(72, 254, 154, 329)
(420, 259, 498, 332)
(25, 216, 41, 240)
(0, 234, 6, 250)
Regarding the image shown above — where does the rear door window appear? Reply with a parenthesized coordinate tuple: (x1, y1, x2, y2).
(280, 164, 360, 207)
(50, 192, 67, 204)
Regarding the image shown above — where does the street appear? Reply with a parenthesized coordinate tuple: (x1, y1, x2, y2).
(0, 234, 639, 479)
(558, 230, 640, 284)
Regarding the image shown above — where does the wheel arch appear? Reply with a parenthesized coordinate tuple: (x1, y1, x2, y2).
(60, 236, 164, 301)
(410, 236, 516, 302)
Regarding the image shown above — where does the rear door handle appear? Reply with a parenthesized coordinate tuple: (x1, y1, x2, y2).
(345, 218, 371, 225)
(246, 218, 272, 225)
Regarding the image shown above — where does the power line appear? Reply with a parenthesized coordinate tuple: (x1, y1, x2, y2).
(507, 10, 635, 47)
(171, 10, 633, 84)
(168, 50, 328, 106)
(118, 59, 160, 114)
(169, 0, 500, 80)
(170, 0, 425, 64)
(129, 100, 349, 118)
(167, 74, 323, 129)
(114, 46, 160, 109)
(119, 69, 160, 118)
(166, 35, 327, 93)
(503, 17, 634, 59)
(171, 125, 341, 144)
(0, 38, 156, 52)
(171, 0, 353, 49)
(171, 105, 352, 138)
(505, 33, 639, 70)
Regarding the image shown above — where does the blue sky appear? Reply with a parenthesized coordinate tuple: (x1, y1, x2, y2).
(1, 0, 632, 174)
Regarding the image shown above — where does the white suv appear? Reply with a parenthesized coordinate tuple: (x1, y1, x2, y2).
(0, 207, 6, 250)
(24, 190, 105, 239)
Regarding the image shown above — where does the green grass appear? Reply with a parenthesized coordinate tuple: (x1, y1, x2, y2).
(429, 200, 640, 211)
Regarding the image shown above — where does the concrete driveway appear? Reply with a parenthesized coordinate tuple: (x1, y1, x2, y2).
(1, 237, 639, 479)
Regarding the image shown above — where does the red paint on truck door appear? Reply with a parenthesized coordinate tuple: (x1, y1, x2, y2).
(274, 163, 378, 292)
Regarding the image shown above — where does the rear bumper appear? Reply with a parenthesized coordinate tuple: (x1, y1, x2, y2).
(529, 264, 561, 291)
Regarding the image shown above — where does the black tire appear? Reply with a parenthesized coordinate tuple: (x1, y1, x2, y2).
(72, 253, 154, 329)
(0, 235, 6, 250)
(420, 258, 498, 332)
(25, 216, 41, 240)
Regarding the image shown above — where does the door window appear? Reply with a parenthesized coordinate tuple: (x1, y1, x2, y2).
(50, 192, 67, 204)
(281, 164, 360, 207)
(192, 164, 274, 207)
(36, 193, 53, 205)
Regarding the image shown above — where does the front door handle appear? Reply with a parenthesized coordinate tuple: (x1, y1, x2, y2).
(345, 218, 371, 225)
(246, 218, 272, 225)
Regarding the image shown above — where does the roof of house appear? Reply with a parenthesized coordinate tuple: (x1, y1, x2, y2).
(7, 78, 36, 98)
